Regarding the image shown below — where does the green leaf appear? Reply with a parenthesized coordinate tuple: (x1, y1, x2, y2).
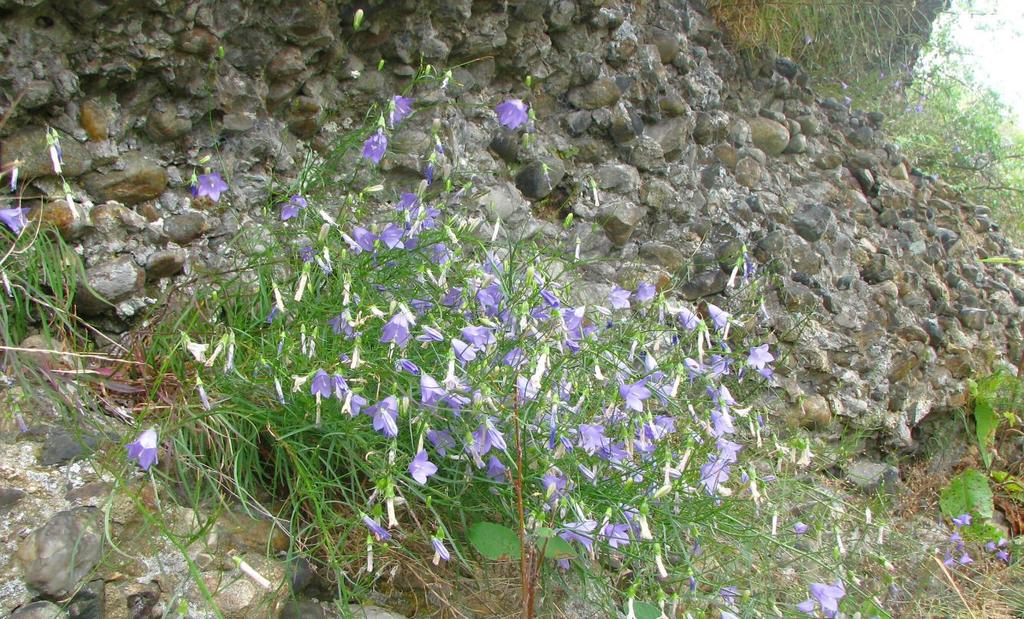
(626, 601, 662, 619)
(534, 527, 556, 539)
(468, 522, 521, 561)
(939, 468, 994, 522)
(974, 394, 998, 468)
(542, 535, 577, 560)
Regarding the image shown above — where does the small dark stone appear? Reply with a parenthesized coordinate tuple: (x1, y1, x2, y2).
(127, 590, 160, 619)
(488, 129, 521, 163)
(792, 203, 833, 242)
(514, 157, 566, 200)
(774, 57, 798, 79)
(40, 429, 98, 466)
(163, 212, 207, 245)
(565, 111, 592, 137)
(861, 254, 895, 284)
(0, 487, 26, 512)
(279, 601, 328, 619)
(67, 579, 104, 619)
(679, 269, 727, 300)
(836, 275, 855, 290)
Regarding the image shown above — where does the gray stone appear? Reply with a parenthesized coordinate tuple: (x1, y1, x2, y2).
(639, 242, 685, 270)
(566, 111, 592, 136)
(76, 256, 145, 316)
(792, 203, 832, 242)
(959, 307, 987, 331)
(83, 152, 168, 206)
(569, 78, 621, 110)
(594, 163, 640, 194)
(0, 487, 26, 512)
(40, 428, 98, 466)
(146, 248, 187, 279)
(515, 157, 566, 200)
(279, 601, 328, 619)
(66, 578, 104, 619)
(693, 110, 730, 145)
(596, 200, 646, 245)
(679, 269, 727, 300)
(640, 178, 675, 210)
(477, 182, 528, 224)
(16, 507, 103, 598)
(748, 117, 790, 156)
(488, 129, 521, 163)
(1, 128, 92, 179)
(846, 460, 899, 493)
(734, 157, 762, 188)
(163, 212, 207, 244)
(609, 104, 643, 144)
(10, 602, 68, 619)
(646, 118, 689, 156)
(783, 133, 807, 154)
(862, 254, 895, 284)
(625, 136, 665, 172)
(146, 106, 192, 143)
(796, 114, 821, 136)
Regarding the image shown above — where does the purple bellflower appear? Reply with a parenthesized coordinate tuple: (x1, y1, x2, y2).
(427, 429, 455, 456)
(460, 325, 496, 349)
(951, 513, 972, 528)
(452, 338, 477, 364)
(601, 523, 631, 549)
(747, 344, 774, 369)
(608, 286, 631, 310)
(362, 514, 391, 541)
(431, 537, 450, 562)
(310, 369, 332, 397)
(367, 396, 399, 438)
(362, 129, 388, 164)
(706, 303, 729, 331)
(797, 580, 845, 618)
(381, 312, 414, 348)
(633, 282, 656, 303)
(677, 306, 700, 331)
(495, 99, 529, 130)
(558, 520, 598, 552)
(388, 95, 414, 127)
(408, 449, 438, 484)
(193, 173, 229, 202)
(485, 455, 507, 481)
(0, 207, 28, 235)
(280, 195, 307, 220)
(127, 427, 159, 471)
(619, 380, 651, 412)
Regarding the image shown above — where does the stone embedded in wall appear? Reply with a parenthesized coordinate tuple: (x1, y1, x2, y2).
(82, 153, 168, 206)
(75, 256, 146, 316)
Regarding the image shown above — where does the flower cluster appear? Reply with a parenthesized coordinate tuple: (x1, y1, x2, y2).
(162, 88, 793, 612)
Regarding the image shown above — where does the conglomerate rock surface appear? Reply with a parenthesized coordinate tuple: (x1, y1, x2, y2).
(0, 0, 1021, 614)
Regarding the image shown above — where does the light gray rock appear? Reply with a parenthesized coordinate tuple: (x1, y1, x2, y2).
(10, 601, 68, 619)
(846, 460, 899, 493)
(16, 507, 103, 598)
(748, 117, 790, 156)
(596, 200, 646, 245)
(75, 256, 145, 316)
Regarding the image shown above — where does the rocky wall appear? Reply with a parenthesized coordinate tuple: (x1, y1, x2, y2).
(0, 0, 1021, 455)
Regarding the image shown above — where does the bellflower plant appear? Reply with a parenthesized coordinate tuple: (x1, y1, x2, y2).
(156, 79, 856, 617)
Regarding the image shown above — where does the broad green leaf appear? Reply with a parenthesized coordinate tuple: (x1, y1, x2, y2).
(972, 384, 998, 468)
(542, 535, 576, 560)
(468, 522, 521, 560)
(939, 468, 994, 521)
(534, 526, 556, 539)
(628, 601, 663, 619)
